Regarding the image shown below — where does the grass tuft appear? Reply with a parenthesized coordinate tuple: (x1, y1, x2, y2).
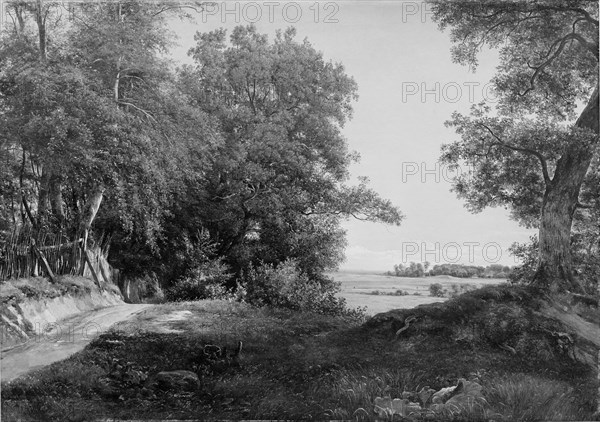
(485, 373, 578, 421)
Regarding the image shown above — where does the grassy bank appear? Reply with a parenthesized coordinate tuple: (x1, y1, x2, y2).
(2, 285, 598, 421)
(1, 276, 123, 349)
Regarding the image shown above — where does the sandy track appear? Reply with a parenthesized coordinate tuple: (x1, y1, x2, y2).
(1, 304, 152, 382)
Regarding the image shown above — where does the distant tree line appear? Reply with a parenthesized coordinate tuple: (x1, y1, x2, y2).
(387, 262, 514, 279)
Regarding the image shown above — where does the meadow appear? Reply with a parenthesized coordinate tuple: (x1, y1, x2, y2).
(332, 271, 508, 314)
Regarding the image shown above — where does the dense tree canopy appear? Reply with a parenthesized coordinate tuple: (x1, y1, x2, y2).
(0, 3, 401, 290)
(177, 25, 402, 278)
(431, 0, 599, 293)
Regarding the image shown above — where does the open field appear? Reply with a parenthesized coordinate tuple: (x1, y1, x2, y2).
(332, 271, 507, 315)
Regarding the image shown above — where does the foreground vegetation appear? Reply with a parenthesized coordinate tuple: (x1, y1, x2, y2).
(2, 284, 597, 421)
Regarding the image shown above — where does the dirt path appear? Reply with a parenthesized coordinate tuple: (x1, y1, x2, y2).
(0, 304, 152, 383)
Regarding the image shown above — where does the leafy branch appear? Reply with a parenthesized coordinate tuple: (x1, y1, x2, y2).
(477, 122, 551, 186)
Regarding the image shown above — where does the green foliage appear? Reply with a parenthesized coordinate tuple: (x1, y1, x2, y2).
(432, 1, 599, 290)
(242, 259, 364, 318)
(514, 334, 555, 362)
(368, 284, 541, 339)
(0, 1, 220, 280)
(571, 164, 600, 292)
(510, 233, 599, 294)
(123, 273, 165, 303)
(431, 263, 513, 279)
(370, 290, 409, 296)
(166, 259, 232, 302)
(180, 24, 402, 279)
(429, 283, 445, 297)
(508, 236, 539, 283)
(394, 262, 424, 277)
(485, 374, 577, 421)
(392, 262, 514, 279)
(324, 368, 421, 420)
(159, 228, 219, 286)
(0, 7, 402, 288)
(477, 303, 530, 345)
(0, 276, 95, 304)
(105, 357, 149, 390)
(447, 283, 477, 298)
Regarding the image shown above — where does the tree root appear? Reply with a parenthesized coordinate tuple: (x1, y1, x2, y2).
(395, 315, 417, 338)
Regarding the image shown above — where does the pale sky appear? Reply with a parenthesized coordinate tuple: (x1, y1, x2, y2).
(168, 1, 537, 272)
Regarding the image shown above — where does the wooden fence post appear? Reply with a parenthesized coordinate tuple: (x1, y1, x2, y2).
(98, 258, 111, 285)
(83, 249, 103, 290)
(31, 242, 56, 283)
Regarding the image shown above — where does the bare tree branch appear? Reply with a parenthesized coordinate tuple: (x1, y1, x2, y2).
(576, 201, 594, 209)
(117, 100, 157, 122)
(151, 3, 215, 17)
(519, 33, 583, 97)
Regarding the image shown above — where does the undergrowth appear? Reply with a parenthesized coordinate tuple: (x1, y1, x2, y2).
(2, 285, 597, 421)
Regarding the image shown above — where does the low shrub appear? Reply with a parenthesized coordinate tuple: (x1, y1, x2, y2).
(478, 303, 530, 346)
(514, 333, 555, 361)
(448, 283, 476, 298)
(508, 237, 538, 284)
(394, 290, 409, 296)
(369, 290, 409, 296)
(241, 260, 365, 319)
(166, 259, 232, 302)
(124, 273, 165, 303)
(429, 283, 445, 297)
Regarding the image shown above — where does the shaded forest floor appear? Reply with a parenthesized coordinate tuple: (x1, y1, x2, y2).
(2, 285, 598, 421)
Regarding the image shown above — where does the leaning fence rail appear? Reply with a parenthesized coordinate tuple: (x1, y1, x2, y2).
(0, 226, 112, 286)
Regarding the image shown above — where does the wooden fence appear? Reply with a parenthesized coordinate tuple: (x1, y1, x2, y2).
(0, 226, 113, 286)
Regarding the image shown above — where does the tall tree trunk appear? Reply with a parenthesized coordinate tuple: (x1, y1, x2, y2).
(48, 174, 64, 227)
(37, 168, 50, 226)
(34, 0, 47, 61)
(72, 185, 104, 274)
(79, 185, 105, 249)
(534, 86, 599, 293)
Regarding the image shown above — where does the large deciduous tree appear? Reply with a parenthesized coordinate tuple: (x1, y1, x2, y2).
(2, 5, 401, 287)
(0, 1, 219, 262)
(431, 1, 599, 293)
(181, 26, 402, 278)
